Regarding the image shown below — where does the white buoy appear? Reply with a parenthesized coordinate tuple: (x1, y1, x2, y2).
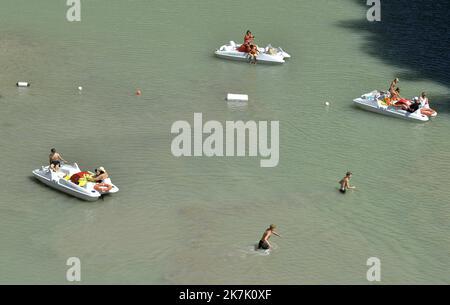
(226, 93, 248, 102)
(16, 82, 30, 87)
(78, 86, 83, 91)
(325, 102, 330, 106)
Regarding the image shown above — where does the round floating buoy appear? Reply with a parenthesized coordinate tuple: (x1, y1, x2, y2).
(94, 183, 113, 192)
(16, 82, 30, 87)
(78, 86, 83, 91)
(136, 89, 142, 96)
(325, 102, 330, 106)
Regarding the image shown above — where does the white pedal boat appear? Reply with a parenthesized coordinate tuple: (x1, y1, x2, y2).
(32, 163, 119, 201)
(214, 41, 291, 64)
(353, 90, 433, 122)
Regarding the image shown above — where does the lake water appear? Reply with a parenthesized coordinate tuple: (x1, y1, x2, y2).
(0, 0, 449, 284)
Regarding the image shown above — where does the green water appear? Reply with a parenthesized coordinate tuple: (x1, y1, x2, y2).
(0, 0, 449, 284)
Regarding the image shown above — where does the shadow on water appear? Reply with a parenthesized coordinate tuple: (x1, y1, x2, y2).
(340, 0, 450, 111)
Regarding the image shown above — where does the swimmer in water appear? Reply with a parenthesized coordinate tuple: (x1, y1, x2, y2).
(257, 224, 281, 250)
(339, 171, 355, 194)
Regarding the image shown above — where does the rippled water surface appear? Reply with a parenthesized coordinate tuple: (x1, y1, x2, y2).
(0, 0, 449, 284)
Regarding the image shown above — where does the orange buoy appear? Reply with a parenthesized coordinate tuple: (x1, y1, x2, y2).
(94, 183, 113, 192)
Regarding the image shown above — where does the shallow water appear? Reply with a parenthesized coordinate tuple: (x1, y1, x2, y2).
(0, 0, 449, 284)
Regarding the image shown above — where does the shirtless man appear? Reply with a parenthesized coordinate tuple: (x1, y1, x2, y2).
(339, 171, 356, 194)
(49, 148, 68, 172)
(248, 44, 259, 64)
(257, 224, 281, 250)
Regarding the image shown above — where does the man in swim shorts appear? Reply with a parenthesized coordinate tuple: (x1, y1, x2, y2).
(248, 44, 259, 64)
(339, 171, 356, 194)
(258, 224, 281, 250)
(49, 148, 68, 172)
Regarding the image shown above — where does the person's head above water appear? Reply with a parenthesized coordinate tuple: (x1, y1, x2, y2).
(421, 91, 426, 98)
(269, 224, 277, 230)
(51, 148, 56, 153)
(395, 87, 400, 93)
(246, 30, 251, 35)
(346, 171, 352, 177)
(97, 166, 106, 174)
(394, 78, 399, 83)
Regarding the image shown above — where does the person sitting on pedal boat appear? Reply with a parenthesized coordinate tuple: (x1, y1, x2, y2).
(248, 44, 259, 64)
(406, 97, 421, 113)
(92, 167, 110, 184)
(419, 92, 436, 117)
(244, 30, 255, 45)
(388, 78, 399, 97)
(237, 30, 254, 53)
(392, 88, 411, 110)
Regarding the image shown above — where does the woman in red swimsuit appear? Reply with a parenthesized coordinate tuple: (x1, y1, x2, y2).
(236, 30, 254, 53)
(244, 30, 254, 44)
(391, 88, 411, 110)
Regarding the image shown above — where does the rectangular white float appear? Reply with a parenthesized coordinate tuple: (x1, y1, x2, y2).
(226, 93, 248, 102)
(16, 82, 30, 87)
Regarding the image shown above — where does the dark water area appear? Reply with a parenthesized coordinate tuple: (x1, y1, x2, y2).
(340, 0, 450, 110)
